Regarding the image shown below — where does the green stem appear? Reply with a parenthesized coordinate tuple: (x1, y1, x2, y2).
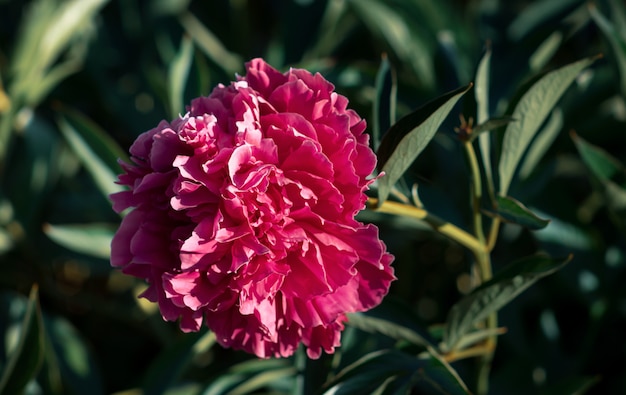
(368, 198, 482, 254)
(464, 140, 497, 395)
(464, 140, 486, 246)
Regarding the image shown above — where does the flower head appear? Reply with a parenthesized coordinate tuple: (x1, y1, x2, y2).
(111, 58, 395, 359)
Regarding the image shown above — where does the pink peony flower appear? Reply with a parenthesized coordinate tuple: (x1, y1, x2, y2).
(110, 58, 395, 359)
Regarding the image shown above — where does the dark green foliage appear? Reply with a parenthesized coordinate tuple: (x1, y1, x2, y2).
(1, 0, 625, 394)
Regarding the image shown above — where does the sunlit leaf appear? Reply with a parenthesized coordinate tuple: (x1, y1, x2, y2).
(322, 349, 470, 395)
(43, 223, 115, 259)
(443, 254, 571, 351)
(519, 108, 563, 180)
(498, 56, 597, 195)
(168, 35, 194, 118)
(488, 195, 551, 230)
(0, 286, 45, 395)
(475, 48, 496, 203)
(377, 84, 471, 205)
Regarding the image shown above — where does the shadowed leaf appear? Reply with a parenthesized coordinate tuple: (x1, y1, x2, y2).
(0, 286, 45, 395)
(373, 54, 396, 151)
(347, 298, 436, 350)
(377, 84, 471, 205)
(57, 112, 126, 200)
(487, 195, 551, 230)
(322, 349, 470, 395)
(443, 254, 571, 351)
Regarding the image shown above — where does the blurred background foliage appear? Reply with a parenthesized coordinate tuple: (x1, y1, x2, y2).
(0, 0, 625, 394)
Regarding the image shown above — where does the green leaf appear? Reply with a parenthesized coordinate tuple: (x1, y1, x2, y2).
(590, 3, 626, 97)
(539, 375, 600, 395)
(43, 223, 115, 259)
(347, 0, 435, 90)
(468, 116, 515, 141)
(519, 108, 563, 180)
(44, 315, 103, 395)
(0, 286, 45, 395)
(168, 35, 194, 118)
(529, 31, 564, 72)
(143, 330, 216, 395)
(179, 12, 243, 76)
(498, 56, 597, 195)
(57, 112, 126, 200)
(202, 359, 294, 395)
(443, 254, 571, 351)
(376, 84, 472, 205)
(347, 298, 436, 350)
(572, 133, 626, 230)
(507, 0, 582, 41)
(322, 349, 470, 395)
(571, 132, 626, 185)
(373, 54, 396, 151)
(475, 48, 496, 202)
(488, 195, 551, 230)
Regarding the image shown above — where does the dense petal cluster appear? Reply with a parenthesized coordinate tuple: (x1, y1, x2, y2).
(111, 58, 395, 358)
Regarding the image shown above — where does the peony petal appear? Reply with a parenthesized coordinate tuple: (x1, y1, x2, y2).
(110, 57, 395, 360)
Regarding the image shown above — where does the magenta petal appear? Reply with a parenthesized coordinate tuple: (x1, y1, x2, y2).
(110, 57, 395, 359)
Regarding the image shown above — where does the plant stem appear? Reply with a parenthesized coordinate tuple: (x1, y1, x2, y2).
(464, 141, 486, 246)
(464, 140, 497, 395)
(367, 198, 482, 253)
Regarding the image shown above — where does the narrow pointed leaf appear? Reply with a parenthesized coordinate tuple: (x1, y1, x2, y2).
(475, 49, 495, 200)
(143, 330, 215, 395)
(202, 359, 293, 395)
(572, 133, 626, 229)
(377, 84, 471, 205)
(590, 3, 626, 97)
(347, 0, 434, 90)
(168, 35, 194, 118)
(498, 56, 597, 195)
(529, 31, 563, 72)
(179, 12, 243, 75)
(44, 223, 115, 259)
(373, 54, 396, 151)
(57, 114, 126, 199)
(347, 299, 436, 350)
(443, 254, 571, 351)
(539, 375, 600, 395)
(45, 315, 104, 395)
(468, 116, 515, 141)
(0, 286, 45, 395)
(572, 132, 626, 185)
(519, 108, 563, 179)
(323, 349, 469, 395)
(488, 195, 551, 230)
